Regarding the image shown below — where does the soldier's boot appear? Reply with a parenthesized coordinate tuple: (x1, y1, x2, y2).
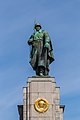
(45, 68, 49, 76)
(39, 67, 44, 76)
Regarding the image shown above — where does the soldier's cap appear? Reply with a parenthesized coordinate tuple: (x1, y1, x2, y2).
(34, 23, 42, 29)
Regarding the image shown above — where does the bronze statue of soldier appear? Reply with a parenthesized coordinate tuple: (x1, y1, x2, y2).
(28, 23, 54, 76)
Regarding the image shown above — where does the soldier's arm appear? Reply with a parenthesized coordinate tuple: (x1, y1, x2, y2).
(44, 31, 50, 49)
(28, 35, 34, 45)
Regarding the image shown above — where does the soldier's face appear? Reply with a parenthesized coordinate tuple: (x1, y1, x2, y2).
(35, 26, 41, 31)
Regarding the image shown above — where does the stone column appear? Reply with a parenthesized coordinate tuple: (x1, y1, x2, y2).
(23, 77, 65, 120)
(23, 77, 62, 120)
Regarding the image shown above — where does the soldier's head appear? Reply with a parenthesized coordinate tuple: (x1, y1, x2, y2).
(34, 23, 42, 31)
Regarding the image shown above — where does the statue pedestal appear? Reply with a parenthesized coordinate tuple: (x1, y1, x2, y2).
(18, 77, 65, 120)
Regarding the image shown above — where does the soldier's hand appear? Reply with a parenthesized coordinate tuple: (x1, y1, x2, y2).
(44, 43, 50, 49)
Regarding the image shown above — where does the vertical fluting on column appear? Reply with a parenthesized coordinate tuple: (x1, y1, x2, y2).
(23, 87, 27, 120)
(26, 82, 30, 120)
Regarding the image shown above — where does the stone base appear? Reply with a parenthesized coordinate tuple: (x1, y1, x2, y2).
(18, 77, 65, 120)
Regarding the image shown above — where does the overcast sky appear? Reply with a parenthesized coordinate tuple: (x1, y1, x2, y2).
(0, 0, 80, 120)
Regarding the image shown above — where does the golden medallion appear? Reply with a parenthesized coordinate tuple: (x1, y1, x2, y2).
(34, 98, 49, 113)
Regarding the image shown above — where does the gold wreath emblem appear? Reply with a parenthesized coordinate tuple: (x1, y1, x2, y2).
(34, 98, 49, 113)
